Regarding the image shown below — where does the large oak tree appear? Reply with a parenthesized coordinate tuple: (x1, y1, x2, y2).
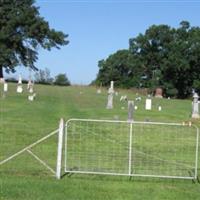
(0, 0, 68, 78)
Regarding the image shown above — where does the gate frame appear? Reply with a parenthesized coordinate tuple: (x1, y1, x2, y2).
(63, 118, 199, 180)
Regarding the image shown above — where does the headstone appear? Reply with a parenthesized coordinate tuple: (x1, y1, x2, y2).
(28, 93, 36, 101)
(17, 85, 23, 93)
(106, 81, 114, 109)
(97, 89, 101, 94)
(3, 82, 8, 92)
(27, 80, 34, 93)
(115, 91, 118, 96)
(27, 79, 31, 89)
(155, 88, 163, 98)
(135, 96, 141, 101)
(17, 74, 23, 93)
(97, 82, 102, 94)
(18, 74, 22, 84)
(145, 98, 152, 110)
(120, 95, 127, 102)
(28, 95, 34, 101)
(110, 81, 114, 90)
(128, 101, 134, 121)
(158, 106, 162, 111)
(29, 86, 33, 93)
(192, 93, 200, 119)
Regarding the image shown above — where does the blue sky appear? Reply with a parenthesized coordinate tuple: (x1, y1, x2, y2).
(7, 0, 200, 84)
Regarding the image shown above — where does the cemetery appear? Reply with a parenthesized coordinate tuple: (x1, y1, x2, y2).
(0, 80, 200, 199)
(0, 1, 200, 200)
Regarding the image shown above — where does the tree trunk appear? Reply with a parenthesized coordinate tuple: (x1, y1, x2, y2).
(0, 66, 3, 78)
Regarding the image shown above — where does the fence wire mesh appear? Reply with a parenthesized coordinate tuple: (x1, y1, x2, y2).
(65, 119, 199, 179)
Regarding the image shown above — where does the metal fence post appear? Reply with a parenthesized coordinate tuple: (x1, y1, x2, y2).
(56, 118, 65, 179)
(128, 122, 133, 175)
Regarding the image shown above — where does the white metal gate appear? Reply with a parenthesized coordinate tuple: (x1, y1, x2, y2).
(64, 119, 199, 180)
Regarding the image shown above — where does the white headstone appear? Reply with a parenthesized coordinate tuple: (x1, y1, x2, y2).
(27, 80, 32, 89)
(97, 89, 101, 94)
(29, 87, 33, 93)
(3, 83, 8, 92)
(28, 93, 36, 101)
(135, 96, 141, 101)
(145, 99, 152, 110)
(158, 106, 162, 111)
(110, 81, 114, 90)
(18, 74, 22, 84)
(28, 95, 34, 101)
(120, 95, 127, 102)
(17, 85, 23, 93)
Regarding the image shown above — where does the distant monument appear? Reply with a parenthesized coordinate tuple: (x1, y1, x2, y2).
(155, 88, 163, 98)
(106, 81, 114, 109)
(16, 74, 23, 93)
(192, 93, 199, 119)
(27, 79, 34, 93)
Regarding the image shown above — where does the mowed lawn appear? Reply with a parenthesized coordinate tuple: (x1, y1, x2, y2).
(0, 83, 199, 200)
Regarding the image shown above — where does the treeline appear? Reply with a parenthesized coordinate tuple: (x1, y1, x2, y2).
(93, 21, 200, 98)
(6, 68, 71, 86)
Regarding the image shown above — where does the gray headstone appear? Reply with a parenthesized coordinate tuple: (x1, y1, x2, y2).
(106, 91, 114, 109)
(192, 93, 200, 119)
(128, 100, 134, 121)
(106, 81, 114, 109)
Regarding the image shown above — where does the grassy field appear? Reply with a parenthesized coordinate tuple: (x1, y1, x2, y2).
(0, 83, 200, 200)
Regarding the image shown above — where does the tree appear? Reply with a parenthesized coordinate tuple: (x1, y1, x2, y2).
(34, 68, 53, 84)
(95, 21, 200, 98)
(0, 0, 69, 78)
(94, 50, 142, 88)
(129, 21, 200, 98)
(54, 73, 70, 86)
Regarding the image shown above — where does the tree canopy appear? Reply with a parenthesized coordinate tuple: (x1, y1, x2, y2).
(0, 0, 69, 78)
(94, 21, 200, 98)
(54, 73, 70, 86)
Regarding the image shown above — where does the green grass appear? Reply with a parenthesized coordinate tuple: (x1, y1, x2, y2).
(0, 83, 200, 200)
